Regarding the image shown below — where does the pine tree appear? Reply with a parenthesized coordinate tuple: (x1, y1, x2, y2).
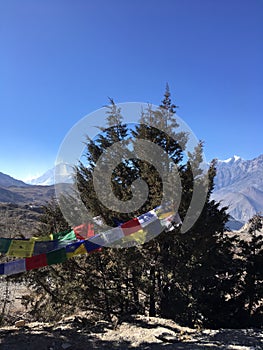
(26, 87, 242, 328)
(157, 148, 239, 328)
(235, 214, 263, 327)
(76, 98, 138, 225)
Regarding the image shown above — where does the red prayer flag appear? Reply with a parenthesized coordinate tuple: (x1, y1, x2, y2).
(26, 253, 47, 271)
(74, 223, 95, 239)
(120, 218, 141, 236)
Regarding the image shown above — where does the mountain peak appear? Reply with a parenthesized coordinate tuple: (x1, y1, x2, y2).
(219, 155, 242, 164)
(27, 163, 74, 186)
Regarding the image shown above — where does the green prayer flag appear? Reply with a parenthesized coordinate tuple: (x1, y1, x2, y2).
(0, 238, 12, 253)
(52, 229, 76, 241)
(47, 248, 67, 265)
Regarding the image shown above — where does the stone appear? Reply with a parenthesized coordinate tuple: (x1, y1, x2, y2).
(155, 332, 180, 343)
(14, 320, 26, 328)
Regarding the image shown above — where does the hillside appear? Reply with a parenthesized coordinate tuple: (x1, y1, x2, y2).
(0, 171, 73, 238)
(0, 172, 29, 188)
(0, 203, 43, 238)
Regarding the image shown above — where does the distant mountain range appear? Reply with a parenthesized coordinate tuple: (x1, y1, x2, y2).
(0, 154, 262, 226)
(0, 172, 71, 206)
(212, 154, 263, 225)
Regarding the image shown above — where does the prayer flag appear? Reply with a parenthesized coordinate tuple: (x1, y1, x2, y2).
(26, 253, 47, 270)
(4, 259, 26, 275)
(0, 238, 12, 253)
(57, 239, 77, 249)
(74, 223, 95, 240)
(121, 218, 141, 236)
(144, 219, 163, 241)
(156, 210, 175, 220)
(7, 239, 35, 258)
(138, 210, 158, 227)
(33, 241, 59, 255)
(121, 229, 147, 245)
(52, 229, 76, 241)
(66, 240, 84, 253)
(84, 240, 101, 253)
(68, 244, 86, 258)
(66, 241, 86, 258)
(89, 233, 109, 246)
(103, 227, 124, 245)
(47, 248, 67, 265)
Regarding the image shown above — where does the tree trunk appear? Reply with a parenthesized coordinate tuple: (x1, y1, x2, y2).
(149, 265, 156, 317)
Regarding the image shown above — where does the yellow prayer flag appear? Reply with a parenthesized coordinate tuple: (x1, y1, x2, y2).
(66, 243, 87, 259)
(120, 229, 147, 245)
(7, 240, 35, 258)
(156, 210, 175, 220)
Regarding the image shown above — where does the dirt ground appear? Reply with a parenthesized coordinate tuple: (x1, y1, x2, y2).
(0, 313, 262, 350)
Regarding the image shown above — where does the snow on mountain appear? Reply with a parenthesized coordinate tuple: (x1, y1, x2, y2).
(212, 154, 263, 224)
(218, 155, 242, 164)
(28, 163, 74, 186)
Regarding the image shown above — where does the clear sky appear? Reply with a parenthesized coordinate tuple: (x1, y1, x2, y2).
(0, 0, 262, 181)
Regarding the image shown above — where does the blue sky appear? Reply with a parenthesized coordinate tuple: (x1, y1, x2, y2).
(0, 0, 262, 181)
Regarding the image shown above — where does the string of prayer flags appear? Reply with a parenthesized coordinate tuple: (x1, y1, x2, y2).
(0, 205, 181, 276)
(0, 228, 78, 259)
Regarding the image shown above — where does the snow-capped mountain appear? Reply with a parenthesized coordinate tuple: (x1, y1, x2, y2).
(28, 163, 74, 186)
(212, 154, 263, 224)
(23, 154, 263, 225)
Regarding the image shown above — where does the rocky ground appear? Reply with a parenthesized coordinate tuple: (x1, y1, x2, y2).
(0, 313, 262, 350)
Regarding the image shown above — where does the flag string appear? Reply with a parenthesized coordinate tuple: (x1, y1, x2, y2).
(0, 206, 181, 276)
